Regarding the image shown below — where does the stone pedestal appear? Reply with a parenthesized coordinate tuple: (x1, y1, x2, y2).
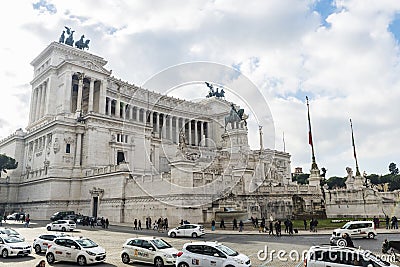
(308, 167, 321, 189)
(170, 159, 195, 188)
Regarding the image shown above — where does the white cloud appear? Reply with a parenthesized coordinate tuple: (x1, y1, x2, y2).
(0, 0, 400, 177)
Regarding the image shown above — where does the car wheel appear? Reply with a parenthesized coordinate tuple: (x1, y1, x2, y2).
(178, 263, 189, 267)
(62, 227, 66, 232)
(46, 253, 55, 263)
(170, 232, 176, 238)
(154, 256, 164, 267)
(77, 255, 87, 266)
(121, 253, 130, 264)
(1, 249, 8, 258)
(337, 239, 347, 247)
(47, 226, 51, 231)
(191, 232, 198, 238)
(34, 244, 42, 254)
(368, 232, 375, 239)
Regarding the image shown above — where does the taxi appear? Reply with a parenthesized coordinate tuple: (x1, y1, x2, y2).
(0, 234, 31, 258)
(121, 237, 178, 266)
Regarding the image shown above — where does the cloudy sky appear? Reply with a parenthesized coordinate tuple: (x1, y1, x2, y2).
(0, 0, 400, 178)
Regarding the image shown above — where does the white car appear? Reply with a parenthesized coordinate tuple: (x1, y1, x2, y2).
(121, 237, 178, 266)
(168, 224, 205, 238)
(0, 228, 25, 241)
(304, 245, 397, 267)
(330, 221, 376, 245)
(33, 233, 68, 254)
(0, 234, 31, 258)
(176, 241, 251, 267)
(46, 220, 76, 232)
(46, 236, 106, 265)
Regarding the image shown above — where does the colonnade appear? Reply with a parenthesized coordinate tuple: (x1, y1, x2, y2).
(105, 97, 209, 146)
(30, 80, 48, 123)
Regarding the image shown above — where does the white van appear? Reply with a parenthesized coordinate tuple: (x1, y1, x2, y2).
(330, 221, 376, 245)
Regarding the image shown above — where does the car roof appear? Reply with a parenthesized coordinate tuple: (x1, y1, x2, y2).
(309, 245, 364, 253)
(127, 236, 162, 241)
(184, 241, 221, 247)
(343, 221, 373, 223)
(54, 236, 88, 241)
(179, 224, 202, 226)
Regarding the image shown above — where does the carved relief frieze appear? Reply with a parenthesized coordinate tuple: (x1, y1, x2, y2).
(64, 136, 75, 144)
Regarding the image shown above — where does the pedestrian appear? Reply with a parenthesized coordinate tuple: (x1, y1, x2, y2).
(310, 218, 314, 232)
(133, 219, 137, 230)
(24, 215, 30, 228)
(180, 219, 183, 225)
(239, 220, 244, 232)
(269, 220, 274, 235)
(105, 218, 109, 229)
(385, 215, 390, 229)
(288, 220, 293, 235)
(138, 220, 142, 230)
(36, 259, 46, 267)
(232, 218, 238, 230)
(220, 218, 226, 229)
(303, 219, 307, 230)
(284, 219, 289, 233)
(211, 219, 216, 231)
(313, 218, 318, 232)
(343, 233, 354, 248)
(164, 217, 168, 231)
(90, 217, 95, 228)
(259, 218, 265, 233)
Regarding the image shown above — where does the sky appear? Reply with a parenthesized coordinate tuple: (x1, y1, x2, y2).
(0, 0, 400, 178)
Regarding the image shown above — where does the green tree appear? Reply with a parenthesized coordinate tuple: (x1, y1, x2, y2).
(0, 154, 18, 174)
(293, 173, 309, 184)
(326, 176, 347, 189)
(389, 162, 399, 175)
(366, 174, 380, 185)
(389, 175, 400, 191)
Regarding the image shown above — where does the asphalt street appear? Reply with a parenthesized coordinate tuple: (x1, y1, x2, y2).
(1, 220, 399, 267)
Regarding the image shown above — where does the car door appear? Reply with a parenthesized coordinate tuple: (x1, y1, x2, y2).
(185, 245, 208, 267)
(348, 224, 361, 238)
(202, 245, 225, 267)
(175, 225, 186, 237)
(53, 221, 61, 231)
(53, 239, 68, 261)
(127, 239, 143, 262)
(65, 239, 80, 261)
(140, 240, 156, 264)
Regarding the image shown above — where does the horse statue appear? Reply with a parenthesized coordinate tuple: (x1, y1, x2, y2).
(224, 103, 248, 131)
(65, 30, 75, 46)
(75, 35, 90, 50)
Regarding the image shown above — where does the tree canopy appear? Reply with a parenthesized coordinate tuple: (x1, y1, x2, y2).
(389, 162, 399, 175)
(0, 154, 18, 174)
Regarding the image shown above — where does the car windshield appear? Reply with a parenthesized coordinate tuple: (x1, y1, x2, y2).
(341, 223, 351, 229)
(4, 236, 23, 243)
(151, 239, 172, 249)
(216, 244, 238, 256)
(3, 229, 19, 235)
(76, 238, 98, 248)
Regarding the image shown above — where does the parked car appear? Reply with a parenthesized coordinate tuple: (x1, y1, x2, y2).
(176, 241, 251, 267)
(0, 228, 25, 241)
(6, 212, 26, 220)
(33, 233, 69, 254)
(46, 220, 76, 232)
(0, 234, 31, 258)
(121, 237, 178, 266)
(304, 245, 397, 266)
(46, 236, 106, 265)
(50, 211, 75, 221)
(168, 224, 205, 238)
(330, 221, 376, 245)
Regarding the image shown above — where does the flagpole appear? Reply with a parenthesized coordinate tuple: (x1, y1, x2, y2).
(306, 96, 318, 169)
(350, 119, 361, 176)
(283, 131, 286, 153)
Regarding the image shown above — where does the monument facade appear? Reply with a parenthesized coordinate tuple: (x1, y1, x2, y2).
(0, 41, 324, 223)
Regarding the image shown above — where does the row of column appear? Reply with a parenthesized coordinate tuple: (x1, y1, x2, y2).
(75, 73, 104, 115)
(105, 97, 209, 146)
(30, 81, 48, 123)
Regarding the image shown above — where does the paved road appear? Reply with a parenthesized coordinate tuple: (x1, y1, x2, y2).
(1, 221, 399, 267)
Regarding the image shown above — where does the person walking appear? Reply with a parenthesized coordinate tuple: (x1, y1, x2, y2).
(303, 219, 307, 230)
(105, 218, 109, 229)
(138, 220, 142, 230)
(239, 220, 244, 232)
(220, 218, 226, 229)
(233, 218, 238, 230)
(269, 220, 274, 235)
(211, 219, 216, 231)
(133, 219, 137, 230)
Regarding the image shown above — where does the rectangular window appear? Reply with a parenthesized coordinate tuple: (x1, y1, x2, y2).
(66, 144, 71, 153)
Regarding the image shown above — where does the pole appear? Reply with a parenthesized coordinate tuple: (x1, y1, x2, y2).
(350, 119, 361, 176)
(306, 96, 318, 169)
